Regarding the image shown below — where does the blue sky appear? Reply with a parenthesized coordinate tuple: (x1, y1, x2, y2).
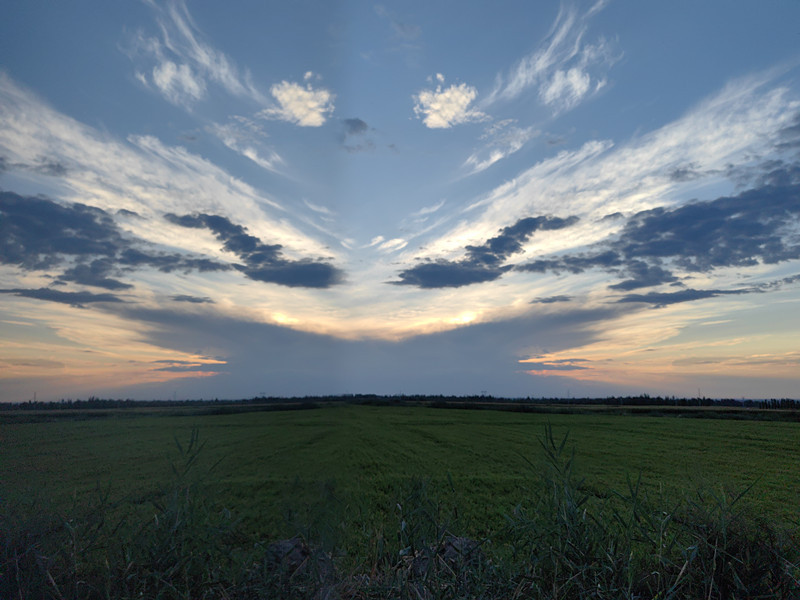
(2, 0, 800, 402)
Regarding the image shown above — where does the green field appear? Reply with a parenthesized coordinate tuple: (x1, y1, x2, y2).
(4, 404, 800, 534)
(4, 404, 800, 598)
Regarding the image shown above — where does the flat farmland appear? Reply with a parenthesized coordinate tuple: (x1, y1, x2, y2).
(3, 404, 800, 538)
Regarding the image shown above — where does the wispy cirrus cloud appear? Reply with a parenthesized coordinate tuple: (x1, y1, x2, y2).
(128, 0, 263, 107)
(378, 238, 408, 253)
(374, 4, 423, 66)
(483, 0, 618, 114)
(149, 60, 206, 105)
(455, 1, 616, 174)
(413, 74, 486, 129)
(464, 120, 539, 174)
(207, 117, 284, 173)
(129, 0, 336, 145)
(428, 71, 800, 265)
(374, 4, 422, 42)
(388, 69, 800, 358)
(409, 199, 446, 220)
(0, 74, 341, 288)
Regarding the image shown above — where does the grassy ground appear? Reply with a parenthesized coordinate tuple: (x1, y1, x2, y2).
(3, 404, 800, 598)
(3, 404, 800, 533)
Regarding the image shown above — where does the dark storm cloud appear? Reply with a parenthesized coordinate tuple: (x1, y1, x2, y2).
(59, 259, 133, 290)
(617, 287, 756, 308)
(775, 112, 800, 151)
(343, 118, 368, 136)
(0, 191, 125, 269)
(617, 180, 800, 271)
(756, 162, 800, 188)
(153, 363, 222, 373)
(608, 260, 677, 291)
(107, 300, 630, 399)
(468, 216, 580, 266)
(668, 163, 705, 182)
(393, 261, 511, 288)
(117, 248, 229, 273)
(1, 156, 69, 177)
(164, 212, 344, 288)
(519, 250, 622, 275)
(0, 287, 124, 307)
(340, 118, 376, 153)
(0, 191, 232, 290)
(531, 295, 573, 304)
(761, 273, 800, 290)
(515, 171, 800, 297)
(170, 294, 214, 304)
(394, 215, 579, 288)
(781, 273, 800, 285)
(31, 158, 68, 177)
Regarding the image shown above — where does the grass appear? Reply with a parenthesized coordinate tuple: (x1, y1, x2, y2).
(2, 404, 800, 597)
(4, 405, 800, 528)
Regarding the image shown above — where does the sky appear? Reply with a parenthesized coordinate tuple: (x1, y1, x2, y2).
(1, 0, 800, 402)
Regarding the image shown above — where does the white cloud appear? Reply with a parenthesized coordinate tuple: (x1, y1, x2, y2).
(540, 67, 591, 109)
(208, 119, 284, 173)
(464, 121, 538, 174)
(410, 199, 446, 218)
(420, 72, 800, 266)
(483, 0, 618, 114)
(151, 60, 206, 105)
(413, 77, 486, 129)
(378, 238, 408, 252)
(304, 199, 335, 216)
(464, 149, 507, 174)
(358, 234, 406, 252)
(260, 80, 335, 127)
(128, 0, 264, 107)
(0, 74, 336, 262)
(240, 147, 284, 172)
(367, 236, 385, 247)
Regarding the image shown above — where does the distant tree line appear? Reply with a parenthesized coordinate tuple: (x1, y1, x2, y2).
(2, 393, 798, 411)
